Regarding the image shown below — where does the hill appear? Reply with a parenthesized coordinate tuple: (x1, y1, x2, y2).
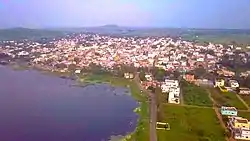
(1, 26, 250, 45)
(52, 26, 250, 45)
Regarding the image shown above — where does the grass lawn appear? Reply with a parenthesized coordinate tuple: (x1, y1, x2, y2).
(208, 88, 247, 110)
(157, 105, 226, 141)
(82, 74, 150, 141)
(182, 81, 213, 107)
(239, 95, 250, 107)
(238, 111, 250, 120)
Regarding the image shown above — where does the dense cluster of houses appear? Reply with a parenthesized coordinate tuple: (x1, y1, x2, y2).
(184, 72, 250, 95)
(140, 73, 181, 104)
(1, 33, 250, 104)
(221, 106, 250, 140)
(0, 33, 247, 73)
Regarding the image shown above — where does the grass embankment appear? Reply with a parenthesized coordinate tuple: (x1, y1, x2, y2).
(9, 63, 30, 71)
(238, 111, 250, 119)
(208, 88, 247, 110)
(182, 81, 213, 107)
(239, 95, 250, 107)
(82, 74, 150, 141)
(157, 105, 226, 141)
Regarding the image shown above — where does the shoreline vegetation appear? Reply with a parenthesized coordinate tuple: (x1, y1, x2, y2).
(3, 63, 150, 141)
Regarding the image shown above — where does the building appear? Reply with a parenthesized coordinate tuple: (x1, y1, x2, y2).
(145, 74, 153, 81)
(220, 106, 238, 116)
(214, 79, 225, 87)
(124, 73, 134, 79)
(183, 74, 195, 82)
(227, 116, 250, 140)
(238, 88, 250, 95)
(168, 90, 180, 104)
(233, 129, 250, 140)
(161, 79, 179, 93)
(165, 79, 179, 88)
(75, 69, 81, 74)
(229, 80, 240, 88)
(161, 79, 181, 104)
(217, 69, 235, 77)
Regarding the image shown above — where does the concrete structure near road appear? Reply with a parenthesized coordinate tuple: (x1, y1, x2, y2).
(227, 116, 250, 140)
(220, 106, 238, 116)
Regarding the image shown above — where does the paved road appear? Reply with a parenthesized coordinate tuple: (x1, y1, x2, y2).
(150, 92, 157, 141)
(178, 76, 184, 105)
(135, 74, 157, 141)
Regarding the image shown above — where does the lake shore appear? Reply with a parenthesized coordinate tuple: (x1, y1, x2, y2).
(4, 63, 150, 141)
(81, 74, 150, 141)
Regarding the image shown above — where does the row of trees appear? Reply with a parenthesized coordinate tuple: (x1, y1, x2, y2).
(220, 53, 250, 70)
(155, 86, 165, 121)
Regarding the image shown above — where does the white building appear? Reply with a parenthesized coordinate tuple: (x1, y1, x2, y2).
(145, 74, 153, 81)
(161, 79, 179, 93)
(75, 69, 81, 74)
(161, 79, 181, 104)
(229, 80, 240, 88)
(227, 116, 250, 140)
(169, 87, 180, 97)
(168, 90, 180, 104)
(164, 79, 179, 88)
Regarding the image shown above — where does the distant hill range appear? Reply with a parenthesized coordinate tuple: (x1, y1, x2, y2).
(1, 25, 250, 45)
(0, 27, 68, 41)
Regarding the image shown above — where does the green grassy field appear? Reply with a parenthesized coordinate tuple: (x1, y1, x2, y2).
(157, 105, 226, 141)
(82, 74, 150, 141)
(239, 95, 250, 107)
(238, 111, 250, 120)
(209, 88, 247, 110)
(182, 34, 250, 46)
(182, 81, 213, 107)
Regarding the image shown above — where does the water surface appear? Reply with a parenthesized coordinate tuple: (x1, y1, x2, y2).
(0, 66, 138, 141)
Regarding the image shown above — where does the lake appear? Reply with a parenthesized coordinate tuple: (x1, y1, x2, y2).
(0, 66, 138, 141)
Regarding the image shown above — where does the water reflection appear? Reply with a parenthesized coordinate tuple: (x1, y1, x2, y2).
(0, 66, 138, 141)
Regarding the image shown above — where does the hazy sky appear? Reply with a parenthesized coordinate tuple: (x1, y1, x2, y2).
(1, 0, 250, 28)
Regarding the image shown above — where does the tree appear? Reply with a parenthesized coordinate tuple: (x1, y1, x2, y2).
(173, 71, 181, 79)
(155, 86, 164, 121)
(242, 76, 250, 88)
(89, 63, 103, 74)
(55, 63, 67, 69)
(230, 40, 237, 46)
(193, 66, 206, 79)
(74, 57, 81, 64)
(139, 71, 146, 81)
(68, 64, 77, 72)
(207, 49, 215, 56)
(152, 68, 165, 81)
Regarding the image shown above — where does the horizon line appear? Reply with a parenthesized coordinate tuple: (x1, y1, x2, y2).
(1, 25, 250, 30)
